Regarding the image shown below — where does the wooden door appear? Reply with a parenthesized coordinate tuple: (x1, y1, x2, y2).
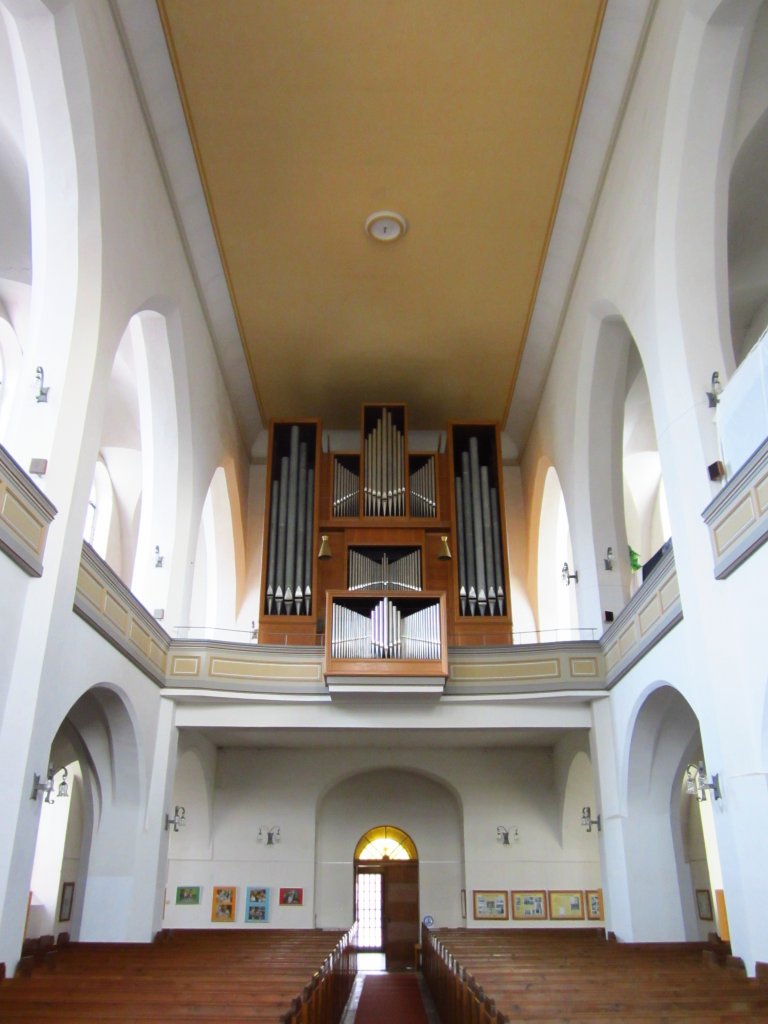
(382, 861, 419, 971)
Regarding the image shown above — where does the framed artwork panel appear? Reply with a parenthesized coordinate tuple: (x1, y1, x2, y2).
(211, 886, 236, 922)
(176, 886, 201, 906)
(59, 881, 75, 923)
(279, 887, 303, 907)
(696, 889, 713, 921)
(472, 890, 508, 920)
(548, 890, 584, 920)
(511, 890, 547, 920)
(585, 889, 603, 921)
(246, 887, 270, 922)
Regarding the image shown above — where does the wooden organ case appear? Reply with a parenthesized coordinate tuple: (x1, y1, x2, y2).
(258, 405, 512, 686)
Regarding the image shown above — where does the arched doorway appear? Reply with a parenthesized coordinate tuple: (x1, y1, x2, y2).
(354, 825, 418, 971)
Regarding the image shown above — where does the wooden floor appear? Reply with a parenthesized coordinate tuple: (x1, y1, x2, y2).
(423, 927, 768, 1023)
(0, 929, 351, 1023)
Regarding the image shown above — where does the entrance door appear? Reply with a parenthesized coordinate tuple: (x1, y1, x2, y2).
(354, 825, 420, 971)
(381, 860, 419, 970)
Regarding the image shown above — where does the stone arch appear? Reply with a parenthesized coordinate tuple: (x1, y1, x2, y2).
(315, 766, 464, 930)
(623, 683, 708, 940)
(728, 4, 768, 363)
(189, 458, 246, 631)
(536, 464, 578, 639)
(32, 683, 144, 942)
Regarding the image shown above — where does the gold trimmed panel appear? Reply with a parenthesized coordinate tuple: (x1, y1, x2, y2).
(170, 655, 201, 677)
(618, 623, 638, 658)
(1, 489, 45, 552)
(713, 494, 755, 556)
(104, 591, 129, 633)
(756, 473, 768, 514)
(209, 657, 322, 682)
(77, 563, 105, 609)
(150, 641, 166, 670)
(569, 656, 599, 678)
(659, 573, 679, 610)
(604, 642, 620, 671)
(450, 659, 561, 681)
(130, 620, 152, 657)
(638, 594, 662, 636)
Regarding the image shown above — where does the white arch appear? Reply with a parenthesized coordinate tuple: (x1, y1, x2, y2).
(537, 465, 578, 639)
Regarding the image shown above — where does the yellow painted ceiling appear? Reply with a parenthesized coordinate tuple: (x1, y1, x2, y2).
(159, 1, 605, 430)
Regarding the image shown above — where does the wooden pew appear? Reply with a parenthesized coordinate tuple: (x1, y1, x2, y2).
(0, 926, 357, 1024)
(422, 926, 768, 1024)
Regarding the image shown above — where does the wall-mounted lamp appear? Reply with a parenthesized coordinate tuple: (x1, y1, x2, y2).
(685, 762, 721, 802)
(562, 562, 579, 586)
(30, 764, 69, 804)
(35, 366, 49, 403)
(604, 547, 614, 571)
(165, 805, 186, 832)
(497, 825, 519, 845)
(257, 825, 280, 845)
(317, 535, 332, 560)
(251, 620, 259, 640)
(706, 371, 723, 408)
(154, 545, 164, 568)
(581, 806, 601, 832)
(437, 535, 452, 560)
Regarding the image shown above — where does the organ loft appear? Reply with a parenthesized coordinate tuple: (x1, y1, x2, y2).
(259, 404, 511, 685)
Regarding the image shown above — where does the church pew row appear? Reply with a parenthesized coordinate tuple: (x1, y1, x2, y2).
(0, 926, 357, 1024)
(422, 927, 768, 1024)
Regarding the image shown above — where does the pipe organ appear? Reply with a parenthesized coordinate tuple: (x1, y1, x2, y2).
(259, 405, 511, 666)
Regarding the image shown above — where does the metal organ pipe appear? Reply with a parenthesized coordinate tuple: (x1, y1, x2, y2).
(454, 435, 505, 617)
(331, 597, 441, 661)
(266, 429, 315, 617)
(364, 409, 405, 516)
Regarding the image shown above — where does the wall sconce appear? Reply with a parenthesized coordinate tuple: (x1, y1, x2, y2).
(581, 806, 601, 832)
(35, 366, 50, 403)
(30, 764, 69, 804)
(604, 547, 614, 571)
(496, 825, 519, 845)
(562, 562, 578, 586)
(165, 805, 186, 832)
(317, 535, 332, 559)
(685, 762, 721, 802)
(437, 535, 452, 560)
(706, 371, 723, 408)
(257, 825, 280, 845)
(154, 545, 164, 568)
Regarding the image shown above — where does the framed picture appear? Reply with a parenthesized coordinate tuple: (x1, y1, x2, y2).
(211, 886, 236, 922)
(460, 889, 467, 919)
(279, 887, 303, 906)
(59, 881, 75, 923)
(549, 890, 584, 920)
(473, 890, 508, 920)
(245, 886, 270, 922)
(585, 889, 603, 921)
(696, 889, 713, 921)
(511, 890, 547, 920)
(175, 886, 201, 906)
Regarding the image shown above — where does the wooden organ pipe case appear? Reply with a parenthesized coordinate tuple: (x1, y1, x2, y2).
(259, 420, 321, 646)
(447, 422, 512, 646)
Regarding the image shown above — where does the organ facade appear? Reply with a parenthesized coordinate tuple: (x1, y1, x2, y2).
(258, 405, 512, 680)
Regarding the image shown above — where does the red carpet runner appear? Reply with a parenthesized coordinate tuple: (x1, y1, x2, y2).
(353, 974, 429, 1024)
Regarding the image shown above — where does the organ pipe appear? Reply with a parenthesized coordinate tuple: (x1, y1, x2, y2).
(364, 408, 406, 516)
(264, 424, 317, 617)
(330, 597, 442, 661)
(348, 548, 421, 592)
(454, 432, 505, 617)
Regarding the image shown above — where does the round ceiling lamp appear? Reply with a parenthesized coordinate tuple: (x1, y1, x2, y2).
(365, 210, 408, 242)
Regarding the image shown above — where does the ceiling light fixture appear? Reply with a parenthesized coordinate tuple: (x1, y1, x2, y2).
(365, 211, 407, 243)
